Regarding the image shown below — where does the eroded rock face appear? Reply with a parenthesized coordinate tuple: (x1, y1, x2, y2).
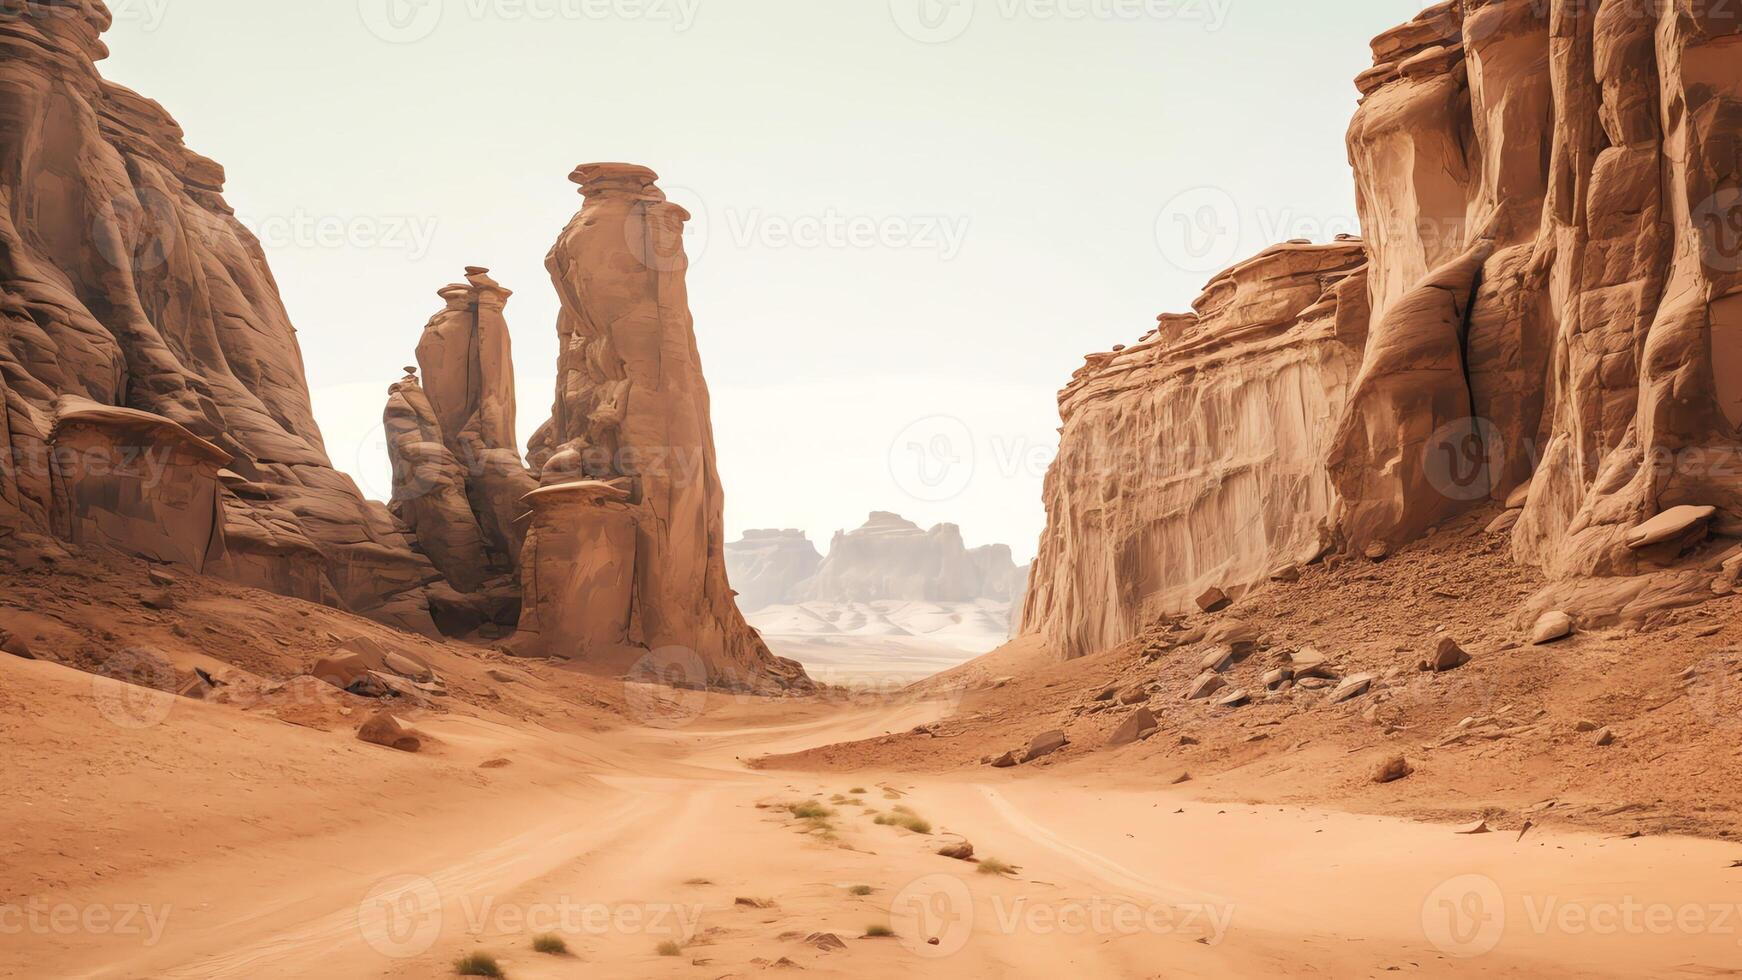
(0, 2, 441, 632)
(1350, 0, 1742, 579)
(383, 270, 536, 631)
(1024, 0, 1742, 659)
(1023, 241, 1369, 660)
(516, 163, 807, 690)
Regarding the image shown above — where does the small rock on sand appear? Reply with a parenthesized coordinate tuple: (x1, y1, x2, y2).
(1107, 707, 1159, 747)
(1021, 730, 1068, 763)
(1419, 635, 1471, 673)
(936, 841, 975, 861)
(1592, 727, 1616, 747)
(357, 711, 422, 753)
(1196, 588, 1231, 613)
(1531, 611, 1574, 645)
(989, 750, 1019, 768)
(1187, 672, 1228, 700)
(1372, 755, 1413, 783)
(1329, 673, 1375, 704)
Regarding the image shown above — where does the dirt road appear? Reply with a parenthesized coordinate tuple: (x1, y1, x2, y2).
(5, 654, 1740, 978)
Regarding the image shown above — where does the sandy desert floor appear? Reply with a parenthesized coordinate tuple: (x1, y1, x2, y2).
(6, 526, 1742, 978)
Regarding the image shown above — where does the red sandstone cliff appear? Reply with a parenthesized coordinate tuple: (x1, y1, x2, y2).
(1025, 0, 1742, 659)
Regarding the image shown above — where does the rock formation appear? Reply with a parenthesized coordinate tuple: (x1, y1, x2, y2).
(724, 529, 823, 612)
(1024, 241, 1369, 660)
(0, 2, 443, 632)
(1024, 0, 1742, 659)
(804, 512, 1026, 605)
(513, 163, 807, 690)
(383, 268, 535, 633)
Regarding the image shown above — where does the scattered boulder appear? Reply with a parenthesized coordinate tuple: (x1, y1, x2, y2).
(1199, 646, 1237, 673)
(1263, 667, 1292, 690)
(1328, 673, 1375, 704)
(1592, 727, 1616, 747)
(1573, 719, 1600, 733)
(1171, 771, 1192, 785)
(357, 712, 423, 752)
(1530, 611, 1574, 646)
(1021, 730, 1068, 763)
(1205, 619, 1259, 650)
(383, 652, 434, 683)
(1186, 672, 1228, 700)
(1485, 510, 1522, 535)
(1107, 707, 1159, 747)
(1372, 755, 1413, 783)
(1269, 564, 1301, 583)
(1091, 684, 1118, 702)
(176, 673, 214, 700)
(1289, 646, 1337, 679)
(1504, 481, 1534, 510)
(1626, 505, 1716, 550)
(147, 566, 178, 587)
(1419, 635, 1471, 673)
(1116, 683, 1150, 705)
(1364, 541, 1390, 561)
(311, 652, 374, 692)
(1455, 819, 1491, 835)
(989, 751, 1019, 768)
(1195, 587, 1231, 613)
(1217, 689, 1251, 708)
(936, 841, 975, 861)
(139, 590, 176, 611)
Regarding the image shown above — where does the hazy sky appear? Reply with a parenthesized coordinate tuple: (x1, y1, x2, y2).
(101, 0, 1432, 562)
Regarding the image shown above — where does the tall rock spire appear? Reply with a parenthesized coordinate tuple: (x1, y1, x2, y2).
(517, 163, 809, 691)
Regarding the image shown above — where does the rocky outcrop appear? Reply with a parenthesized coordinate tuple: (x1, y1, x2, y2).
(383, 269, 535, 633)
(515, 163, 806, 690)
(1024, 0, 1742, 660)
(1023, 241, 1369, 660)
(0, 2, 441, 632)
(803, 512, 1027, 605)
(724, 529, 822, 612)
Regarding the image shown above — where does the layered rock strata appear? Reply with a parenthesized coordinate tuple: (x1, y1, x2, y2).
(1023, 241, 1370, 660)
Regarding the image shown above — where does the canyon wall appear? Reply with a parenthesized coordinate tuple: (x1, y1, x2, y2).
(1025, 0, 1742, 660)
(0, 1, 442, 632)
(514, 163, 808, 690)
(1023, 242, 1370, 660)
